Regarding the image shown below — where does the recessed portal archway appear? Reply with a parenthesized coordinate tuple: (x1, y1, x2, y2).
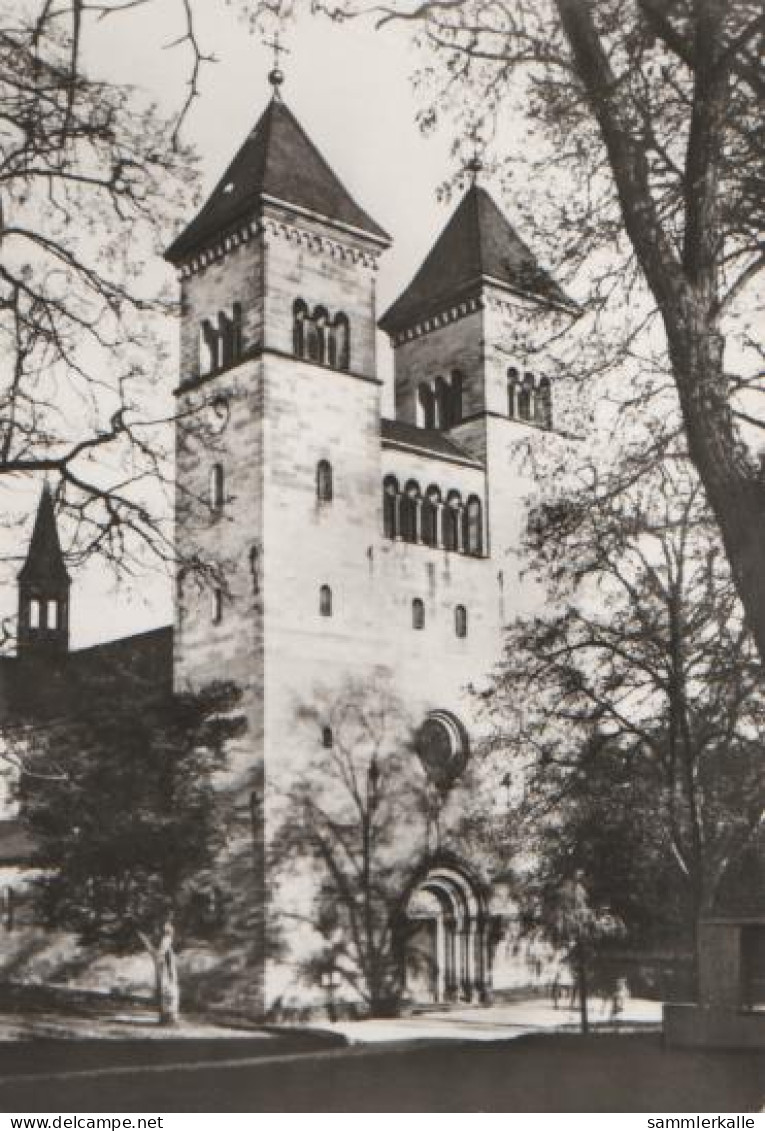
(401, 860, 488, 1005)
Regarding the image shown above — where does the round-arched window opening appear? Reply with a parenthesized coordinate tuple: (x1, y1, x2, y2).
(414, 710, 469, 792)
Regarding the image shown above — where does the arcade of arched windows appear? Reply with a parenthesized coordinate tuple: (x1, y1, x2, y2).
(417, 372, 463, 431)
(507, 367, 552, 430)
(199, 303, 244, 377)
(383, 475, 483, 556)
(293, 299, 350, 371)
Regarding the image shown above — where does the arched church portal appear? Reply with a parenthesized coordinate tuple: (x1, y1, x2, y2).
(401, 861, 488, 1006)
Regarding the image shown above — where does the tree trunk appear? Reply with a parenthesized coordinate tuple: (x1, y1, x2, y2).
(576, 947, 589, 1036)
(139, 919, 180, 1026)
(554, 0, 765, 669)
(668, 316, 765, 670)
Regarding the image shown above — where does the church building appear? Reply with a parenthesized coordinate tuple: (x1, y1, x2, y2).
(0, 66, 577, 1016)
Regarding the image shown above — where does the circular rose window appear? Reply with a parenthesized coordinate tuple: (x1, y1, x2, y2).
(415, 711, 469, 792)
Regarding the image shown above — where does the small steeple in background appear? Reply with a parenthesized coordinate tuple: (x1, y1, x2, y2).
(17, 483, 71, 658)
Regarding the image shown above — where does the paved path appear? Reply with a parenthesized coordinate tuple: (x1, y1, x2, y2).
(0, 1009, 267, 1041)
(319, 996, 664, 1043)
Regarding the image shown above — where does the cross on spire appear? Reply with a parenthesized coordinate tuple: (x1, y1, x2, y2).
(264, 30, 290, 96)
(466, 123, 484, 185)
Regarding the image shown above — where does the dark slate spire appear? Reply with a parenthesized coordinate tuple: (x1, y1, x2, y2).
(18, 484, 70, 657)
(165, 95, 390, 264)
(379, 183, 578, 334)
(19, 484, 70, 589)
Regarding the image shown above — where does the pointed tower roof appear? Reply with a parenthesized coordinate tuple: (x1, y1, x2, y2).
(379, 184, 577, 334)
(165, 96, 389, 264)
(19, 484, 70, 588)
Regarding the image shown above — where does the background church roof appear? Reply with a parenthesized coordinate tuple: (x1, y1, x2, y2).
(166, 96, 389, 263)
(381, 419, 482, 468)
(0, 626, 173, 721)
(18, 485, 70, 589)
(379, 183, 577, 333)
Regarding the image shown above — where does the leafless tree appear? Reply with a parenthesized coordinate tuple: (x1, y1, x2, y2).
(0, 1, 216, 573)
(271, 679, 429, 1017)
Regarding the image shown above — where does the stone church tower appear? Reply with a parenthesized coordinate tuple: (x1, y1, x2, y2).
(164, 72, 575, 1015)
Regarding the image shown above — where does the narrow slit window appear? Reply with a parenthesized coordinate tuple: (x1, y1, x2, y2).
(316, 460, 333, 503)
(211, 587, 223, 625)
(29, 599, 40, 629)
(210, 464, 225, 512)
(320, 585, 332, 617)
(412, 598, 425, 630)
(47, 600, 58, 630)
(455, 605, 468, 638)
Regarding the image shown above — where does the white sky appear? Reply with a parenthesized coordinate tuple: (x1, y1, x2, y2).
(7, 3, 531, 649)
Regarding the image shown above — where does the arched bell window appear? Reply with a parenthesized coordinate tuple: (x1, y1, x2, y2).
(464, 495, 483, 556)
(421, 485, 441, 547)
(444, 490, 462, 553)
(518, 372, 534, 421)
(332, 312, 350, 371)
(418, 382, 436, 429)
(507, 367, 519, 418)
(322, 725, 334, 749)
(383, 475, 399, 539)
(312, 306, 329, 366)
(218, 311, 233, 368)
(450, 371, 464, 426)
(200, 319, 219, 376)
(536, 376, 552, 429)
(435, 375, 449, 430)
(29, 598, 41, 629)
(400, 481, 420, 543)
(293, 299, 308, 358)
(316, 460, 333, 503)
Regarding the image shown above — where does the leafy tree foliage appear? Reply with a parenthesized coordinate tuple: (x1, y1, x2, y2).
(483, 456, 765, 987)
(19, 677, 245, 1022)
